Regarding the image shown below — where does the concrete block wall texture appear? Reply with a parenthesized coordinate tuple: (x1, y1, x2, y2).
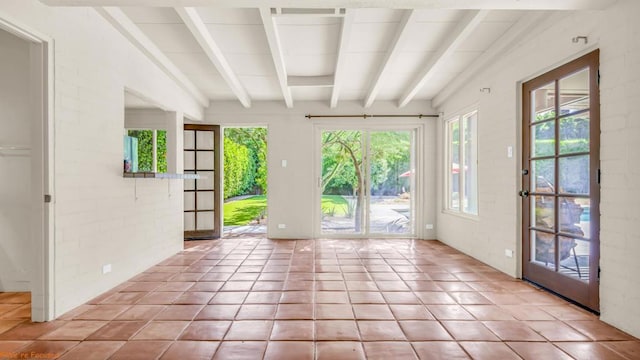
(0, 29, 32, 292)
(0, 0, 203, 317)
(435, 0, 640, 338)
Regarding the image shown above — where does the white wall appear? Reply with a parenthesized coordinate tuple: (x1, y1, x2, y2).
(125, 109, 170, 130)
(0, 0, 203, 317)
(205, 100, 437, 240)
(435, 0, 640, 337)
(0, 29, 32, 292)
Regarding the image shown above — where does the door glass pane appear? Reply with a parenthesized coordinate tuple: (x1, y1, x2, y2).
(449, 120, 460, 211)
(559, 69, 589, 116)
(184, 130, 195, 150)
(531, 230, 555, 269)
(531, 195, 554, 231)
(369, 131, 412, 234)
(531, 82, 555, 121)
(531, 121, 555, 157)
(532, 159, 555, 192)
(184, 213, 195, 231)
(559, 236, 589, 281)
(184, 152, 195, 170)
(184, 171, 196, 191)
(196, 171, 214, 190)
(196, 131, 214, 150)
(197, 193, 214, 210)
(560, 197, 590, 238)
(184, 192, 195, 211)
(196, 151, 214, 170)
(321, 130, 364, 234)
(559, 155, 589, 195)
(463, 112, 478, 215)
(560, 112, 590, 155)
(197, 211, 214, 230)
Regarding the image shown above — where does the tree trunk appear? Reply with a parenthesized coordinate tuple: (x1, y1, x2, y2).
(336, 137, 363, 233)
(354, 188, 363, 232)
(353, 162, 364, 232)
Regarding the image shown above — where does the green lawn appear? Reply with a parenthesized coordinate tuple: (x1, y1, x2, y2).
(224, 194, 350, 225)
(321, 195, 349, 217)
(224, 195, 267, 226)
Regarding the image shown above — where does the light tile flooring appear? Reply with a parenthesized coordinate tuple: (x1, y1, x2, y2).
(1, 238, 639, 359)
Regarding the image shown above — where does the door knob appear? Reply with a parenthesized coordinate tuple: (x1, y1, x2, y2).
(519, 190, 529, 198)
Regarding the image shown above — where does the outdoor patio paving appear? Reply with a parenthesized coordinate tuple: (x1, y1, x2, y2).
(0, 237, 638, 359)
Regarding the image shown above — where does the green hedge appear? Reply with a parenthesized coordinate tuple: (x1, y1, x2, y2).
(223, 137, 254, 198)
(534, 139, 589, 155)
(127, 130, 167, 172)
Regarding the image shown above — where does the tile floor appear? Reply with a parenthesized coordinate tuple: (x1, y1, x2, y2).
(0, 238, 639, 359)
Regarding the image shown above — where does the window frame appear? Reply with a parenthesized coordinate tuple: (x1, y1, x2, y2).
(444, 110, 478, 216)
(126, 128, 166, 173)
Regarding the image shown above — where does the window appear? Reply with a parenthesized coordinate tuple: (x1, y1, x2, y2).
(446, 110, 478, 215)
(125, 129, 167, 173)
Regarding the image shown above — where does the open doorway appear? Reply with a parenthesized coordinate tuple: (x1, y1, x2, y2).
(0, 23, 52, 322)
(223, 127, 267, 237)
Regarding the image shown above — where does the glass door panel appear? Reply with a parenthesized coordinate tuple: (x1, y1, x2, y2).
(369, 131, 413, 234)
(321, 130, 364, 235)
(522, 50, 599, 311)
(184, 125, 221, 240)
(320, 129, 416, 236)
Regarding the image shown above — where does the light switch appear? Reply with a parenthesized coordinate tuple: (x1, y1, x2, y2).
(102, 264, 112, 274)
(507, 146, 513, 158)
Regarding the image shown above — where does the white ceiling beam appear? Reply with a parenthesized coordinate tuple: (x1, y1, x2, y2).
(398, 10, 489, 108)
(276, 8, 344, 17)
(96, 7, 208, 107)
(288, 75, 334, 87)
(432, 11, 549, 108)
(175, 7, 251, 108)
(330, 10, 354, 109)
(364, 9, 415, 108)
(259, 7, 293, 108)
(45, 0, 617, 10)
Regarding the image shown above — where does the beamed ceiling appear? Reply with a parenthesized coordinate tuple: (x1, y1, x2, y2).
(41, 0, 615, 109)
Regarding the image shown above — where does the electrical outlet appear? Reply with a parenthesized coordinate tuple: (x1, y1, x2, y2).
(504, 249, 514, 258)
(278, 224, 286, 229)
(102, 264, 112, 274)
(425, 224, 434, 230)
(281, 160, 287, 167)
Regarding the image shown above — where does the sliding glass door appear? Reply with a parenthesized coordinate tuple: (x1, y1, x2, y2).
(320, 129, 415, 236)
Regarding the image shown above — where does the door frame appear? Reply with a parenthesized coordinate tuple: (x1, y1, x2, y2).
(521, 49, 600, 311)
(313, 121, 426, 239)
(220, 125, 269, 237)
(0, 14, 55, 321)
(183, 124, 222, 239)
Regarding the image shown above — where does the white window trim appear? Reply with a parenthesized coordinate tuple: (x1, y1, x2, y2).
(444, 110, 478, 217)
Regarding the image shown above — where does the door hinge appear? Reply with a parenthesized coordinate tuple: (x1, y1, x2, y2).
(598, 266, 601, 280)
(44, 194, 52, 203)
(597, 169, 601, 185)
(597, 69, 601, 88)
